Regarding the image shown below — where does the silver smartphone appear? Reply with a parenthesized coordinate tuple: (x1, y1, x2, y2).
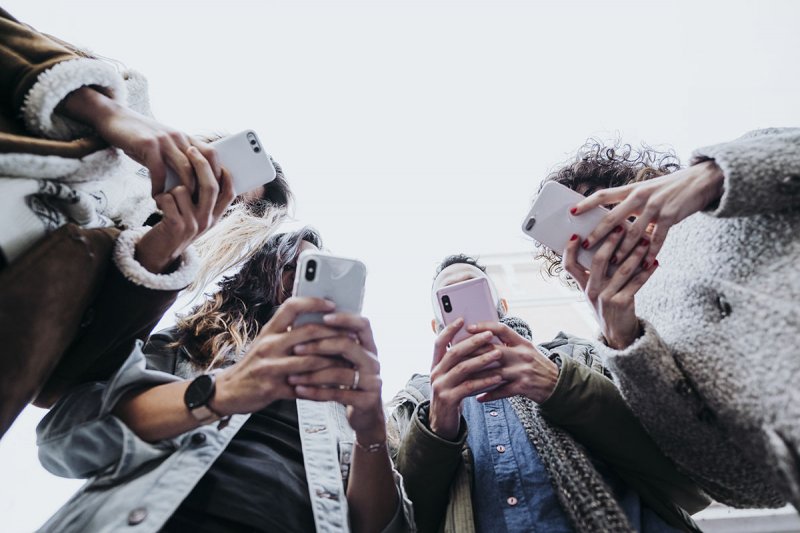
(291, 251, 367, 327)
(163, 130, 277, 196)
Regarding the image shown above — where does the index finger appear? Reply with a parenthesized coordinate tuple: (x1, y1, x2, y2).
(432, 318, 463, 368)
(263, 297, 336, 334)
(466, 322, 523, 346)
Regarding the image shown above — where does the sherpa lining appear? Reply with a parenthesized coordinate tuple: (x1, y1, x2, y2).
(113, 227, 199, 291)
(22, 58, 127, 140)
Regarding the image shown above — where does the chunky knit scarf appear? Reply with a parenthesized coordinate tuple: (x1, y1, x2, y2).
(500, 316, 635, 533)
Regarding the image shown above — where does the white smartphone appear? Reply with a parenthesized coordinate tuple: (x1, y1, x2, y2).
(292, 251, 367, 327)
(436, 277, 500, 345)
(521, 181, 629, 271)
(163, 130, 277, 196)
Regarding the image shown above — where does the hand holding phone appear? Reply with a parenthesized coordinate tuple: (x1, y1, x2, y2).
(521, 181, 632, 273)
(163, 130, 277, 196)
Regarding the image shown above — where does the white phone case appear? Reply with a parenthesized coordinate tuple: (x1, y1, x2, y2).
(163, 130, 277, 196)
(292, 251, 367, 327)
(522, 181, 627, 271)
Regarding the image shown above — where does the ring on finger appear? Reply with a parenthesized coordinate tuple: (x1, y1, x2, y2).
(352, 369, 360, 390)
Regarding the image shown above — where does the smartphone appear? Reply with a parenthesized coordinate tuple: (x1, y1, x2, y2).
(163, 130, 277, 196)
(521, 181, 629, 271)
(292, 251, 367, 327)
(436, 277, 500, 345)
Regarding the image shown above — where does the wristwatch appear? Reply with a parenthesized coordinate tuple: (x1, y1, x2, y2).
(184, 374, 222, 424)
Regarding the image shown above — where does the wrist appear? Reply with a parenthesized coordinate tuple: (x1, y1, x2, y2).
(428, 405, 460, 441)
(528, 358, 559, 403)
(354, 425, 387, 447)
(134, 228, 184, 274)
(693, 160, 725, 207)
(208, 369, 237, 417)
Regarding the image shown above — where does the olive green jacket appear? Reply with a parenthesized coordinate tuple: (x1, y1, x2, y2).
(387, 332, 711, 533)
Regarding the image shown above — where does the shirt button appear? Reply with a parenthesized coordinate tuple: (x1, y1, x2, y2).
(128, 507, 148, 525)
(716, 295, 732, 318)
(489, 411, 499, 417)
(507, 496, 518, 506)
(496, 445, 506, 453)
(191, 432, 207, 445)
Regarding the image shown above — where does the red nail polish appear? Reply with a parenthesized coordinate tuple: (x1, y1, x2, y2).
(581, 239, 590, 249)
(569, 207, 577, 215)
(639, 238, 650, 247)
(569, 234, 578, 241)
(610, 256, 618, 265)
(613, 225, 623, 233)
(653, 259, 659, 268)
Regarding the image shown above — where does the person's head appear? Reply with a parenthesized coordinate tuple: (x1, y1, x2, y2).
(174, 226, 322, 370)
(533, 139, 681, 280)
(430, 254, 507, 333)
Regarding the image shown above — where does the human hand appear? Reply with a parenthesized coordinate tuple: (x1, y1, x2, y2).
(211, 298, 347, 415)
(562, 225, 659, 350)
(464, 321, 559, 404)
(59, 87, 221, 195)
(134, 146, 234, 273)
(428, 318, 505, 440)
(571, 161, 724, 267)
(288, 313, 388, 445)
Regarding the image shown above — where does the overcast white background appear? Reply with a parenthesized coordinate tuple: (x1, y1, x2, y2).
(2, 1, 799, 530)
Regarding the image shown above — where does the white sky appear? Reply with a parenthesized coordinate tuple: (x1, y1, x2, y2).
(2, 1, 800, 530)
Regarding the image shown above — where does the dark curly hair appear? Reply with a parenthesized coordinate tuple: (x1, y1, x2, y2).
(173, 226, 322, 370)
(534, 139, 681, 280)
(434, 253, 486, 281)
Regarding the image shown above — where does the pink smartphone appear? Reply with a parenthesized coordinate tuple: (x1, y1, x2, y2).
(521, 181, 631, 272)
(436, 277, 500, 344)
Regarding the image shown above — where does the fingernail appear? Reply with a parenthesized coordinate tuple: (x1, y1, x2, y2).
(324, 300, 336, 310)
(322, 314, 335, 323)
(287, 376, 300, 384)
(581, 239, 590, 249)
(653, 259, 660, 268)
(639, 238, 650, 247)
(466, 324, 477, 332)
(610, 256, 618, 265)
(569, 207, 578, 215)
(613, 225, 623, 233)
(569, 234, 578, 241)
(294, 344, 307, 354)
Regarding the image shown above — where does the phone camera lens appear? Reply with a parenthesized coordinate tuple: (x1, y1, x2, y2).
(250, 140, 257, 145)
(442, 295, 452, 313)
(525, 217, 536, 231)
(253, 146, 261, 153)
(305, 260, 317, 281)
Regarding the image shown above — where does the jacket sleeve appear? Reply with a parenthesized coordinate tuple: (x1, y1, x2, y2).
(0, 7, 126, 140)
(592, 320, 785, 508)
(36, 341, 181, 480)
(538, 354, 711, 523)
(389, 398, 467, 533)
(691, 127, 800, 218)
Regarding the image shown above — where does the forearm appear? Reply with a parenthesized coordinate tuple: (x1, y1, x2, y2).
(58, 86, 119, 130)
(113, 380, 200, 442)
(347, 437, 399, 533)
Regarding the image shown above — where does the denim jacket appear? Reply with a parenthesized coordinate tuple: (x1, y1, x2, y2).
(36, 332, 415, 533)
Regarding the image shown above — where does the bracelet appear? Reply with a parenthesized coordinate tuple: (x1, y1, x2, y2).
(355, 438, 387, 453)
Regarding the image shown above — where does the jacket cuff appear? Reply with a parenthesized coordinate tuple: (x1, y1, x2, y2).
(113, 227, 199, 291)
(411, 401, 467, 449)
(537, 356, 583, 418)
(21, 57, 127, 140)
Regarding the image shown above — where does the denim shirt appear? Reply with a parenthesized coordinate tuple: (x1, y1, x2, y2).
(35, 340, 414, 533)
(463, 397, 682, 533)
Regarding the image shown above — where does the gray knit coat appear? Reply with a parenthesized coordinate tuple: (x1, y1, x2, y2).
(594, 128, 800, 509)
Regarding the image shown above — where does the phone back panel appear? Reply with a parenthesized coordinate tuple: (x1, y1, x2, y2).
(436, 277, 499, 344)
(292, 252, 367, 327)
(521, 181, 620, 270)
(164, 130, 276, 195)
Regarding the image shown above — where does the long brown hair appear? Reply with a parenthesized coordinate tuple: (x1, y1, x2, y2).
(173, 227, 323, 370)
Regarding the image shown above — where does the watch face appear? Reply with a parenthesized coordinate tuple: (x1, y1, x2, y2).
(185, 374, 215, 409)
